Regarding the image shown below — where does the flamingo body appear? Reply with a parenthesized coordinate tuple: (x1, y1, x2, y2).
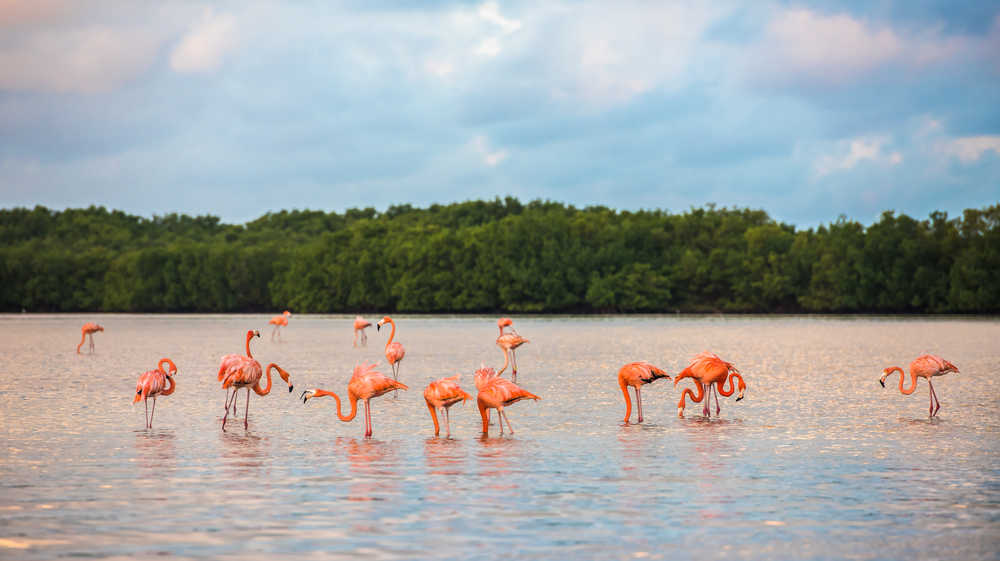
(477, 377, 540, 436)
(880, 354, 959, 417)
(424, 375, 472, 437)
(618, 361, 670, 423)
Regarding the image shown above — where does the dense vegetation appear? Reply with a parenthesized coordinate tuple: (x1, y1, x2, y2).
(1, 199, 997, 313)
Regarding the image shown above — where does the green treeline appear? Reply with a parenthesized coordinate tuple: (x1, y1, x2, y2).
(1, 199, 998, 313)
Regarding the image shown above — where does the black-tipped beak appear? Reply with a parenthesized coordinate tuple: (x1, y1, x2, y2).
(736, 395, 743, 401)
(377, 324, 381, 332)
(879, 379, 885, 388)
(288, 385, 294, 393)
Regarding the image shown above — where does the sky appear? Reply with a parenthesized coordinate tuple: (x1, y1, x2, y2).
(0, 1, 998, 227)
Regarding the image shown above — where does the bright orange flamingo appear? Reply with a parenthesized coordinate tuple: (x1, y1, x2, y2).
(268, 310, 291, 341)
(618, 361, 671, 424)
(301, 361, 409, 438)
(880, 354, 959, 417)
(377, 316, 406, 391)
(217, 330, 294, 430)
(477, 377, 540, 436)
(674, 352, 746, 418)
(353, 316, 372, 347)
(424, 375, 472, 437)
(474, 364, 502, 426)
(496, 318, 529, 382)
(77, 322, 104, 354)
(133, 358, 178, 429)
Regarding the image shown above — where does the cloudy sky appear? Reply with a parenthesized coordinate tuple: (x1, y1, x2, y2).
(0, 1, 997, 226)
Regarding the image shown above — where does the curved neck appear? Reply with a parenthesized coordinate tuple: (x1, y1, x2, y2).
(255, 363, 292, 396)
(161, 375, 176, 396)
(77, 331, 86, 353)
(718, 372, 746, 397)
(314, 389, 358, 421)
(620, 377, 633, 422)
(158, 358, 177, 376)
(888, 366, 917, 395)
(497, 347, 510, 374)
(427, 400, 440, 435)
(245, 333, 255, 358)
(384, 320, 396, 350)
(478, 400, 490, 434)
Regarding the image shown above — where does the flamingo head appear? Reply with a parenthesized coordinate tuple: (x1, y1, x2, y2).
(96, 325, 105, 332)
(245, 329, 261, 342)
(159, 358, 178, 377)
(283, 310, 291, 317)
(497, 317, 513, 328)
(301, 389, 318, 403)
(376, 316, 392, 331)
(879, 367, 896, 387)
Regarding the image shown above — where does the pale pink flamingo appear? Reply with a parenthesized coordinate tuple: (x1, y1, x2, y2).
(217, 330, 294, 430)
(353, 316, 372, 347)
(77, 322, 104, 354)
(377, 316, 406, 393)
(424, 375, 472, 437)
(674, 352, 746, 418)
(496, 318, 529, 382)
(133, 358, 178, 429)
(477, 377, 540, 436)
(268, 310, 291, 341)
(880, 354, 959, 417)
(618, 361, 671, 424)
(301, 361, 409, 437)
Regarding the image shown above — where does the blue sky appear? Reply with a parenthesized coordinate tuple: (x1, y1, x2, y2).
(0, 1, 997, 227)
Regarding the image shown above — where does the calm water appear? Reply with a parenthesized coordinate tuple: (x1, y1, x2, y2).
(1, 315, 998, 560)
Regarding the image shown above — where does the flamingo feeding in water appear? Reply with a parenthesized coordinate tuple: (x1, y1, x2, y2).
(377, 316, 406, 391)
(674, 352, 746, 418)
(268, 311, 291, 341)
(301, 361, 408, 438)
(217, 330, 294, 430)
(880, 354, 959, 417)
(496, 318, 529, 382)
(477, 376, 540, 436)
(424, 375, 472, 437)
(353, 316, 372, 347)
(77, 322, 104, 354)
(618, 361, 671, 424)
(133, 358, 178, 429)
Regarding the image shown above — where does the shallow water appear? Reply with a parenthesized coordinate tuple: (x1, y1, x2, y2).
(1, 314, 998, 560)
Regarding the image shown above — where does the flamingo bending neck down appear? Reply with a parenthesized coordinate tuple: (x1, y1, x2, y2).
(301, 361, 408, 437)
(424, 375, 472, 437)
(496, 318, 529, 382)
(880, 354, 959, 417)
(133, 358, 178, 428)
(477, 377, 540, 436)
(377, 316, 406, 395)
(353, 316, 372, 347)
(673, 352, 746, 418)
(77, 322, 104, 354)
(268, 311, 291, 341)
(618, 361, 671, 424)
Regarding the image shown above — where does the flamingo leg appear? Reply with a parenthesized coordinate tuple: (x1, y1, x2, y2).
(361, 330, 367, 346)
(501, 409, 515, 435)
(144, 398, 149, 429)
(636, 387, 644, 423)
(244, 387, 250, 430)
(928, 380, 940, 417)
(364, 401, 373, 438)
(444, 407, 451, 438)
(713, 384, 721, 416)
(150, 396, 158, 428)
(703, 387, 711, 417)
(222, 393, 231, 431)
(511, 351, 518, 383)
(89, 334, 95, 353)
(353, 331, 358, 348)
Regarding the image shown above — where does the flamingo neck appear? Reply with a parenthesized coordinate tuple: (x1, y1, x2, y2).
(426, 400, 441, 435)
(619, 376, 633, 422)
(245, 334, 254, 358)
(161, 375, 176, 396)
(889, 366, 917, 395)
(498, 347, 510, 374)
(478, 400, 490, 434)
(158, 358, 177, 376)
(718, 371, 746, 397)
(385, 320, 396, 350)
(76, 331, 87, 353)
(315, 389, 358, 422)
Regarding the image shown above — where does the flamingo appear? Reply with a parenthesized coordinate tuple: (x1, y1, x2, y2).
(618, 361, 671, 424)
(880, 354, 959, 417)
(674, 352, 746, 418)
(474, 364, 502, 426)
(268, 310, 291, 341)
(301, 361, 409, 438)
(477, 377, 540, 436)
(377, 316, 406, 393)
(217, 330, 294, 430)
(424, 375, 472, 437)
(133, 358, 178, 429)
(353, 316, 372, 347)
(496, 318, 529, 382)
(77, 322, 104, 354)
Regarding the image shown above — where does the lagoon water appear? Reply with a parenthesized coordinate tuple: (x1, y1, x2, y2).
(1, 314, 998, 560)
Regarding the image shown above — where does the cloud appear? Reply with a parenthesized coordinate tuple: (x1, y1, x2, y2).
(815, 136, 903, 176)
(472, 135, 507, 166)
(937, 135, 1000, 163)
(169, 9, 237, 74)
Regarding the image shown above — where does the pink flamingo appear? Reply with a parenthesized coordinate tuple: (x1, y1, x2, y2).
(301, 362, 409, 437)
(133, 358, 178, 429)
(353, 316, 372, 347)
(618, 361, 671, 424)
(496, 318, 529, 382)
(674, 352, 746, 418)
(377, 316, 406, 392)
(268, 310, 291, 341)
(424, 375, 472, 437)
(880, 354, 959, 417)
(77, 322, 104, 354)
(474, 364, 502, 426)
(217, 330, 294, 430)
(477, 376, 540, 436)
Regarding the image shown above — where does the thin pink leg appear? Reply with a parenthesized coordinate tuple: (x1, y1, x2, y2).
(928, 381, 940, 417)
(512, 351, 518, 383)
(502, 410, 515, 435)
(713, 385, 721, 416)
(636, 387, 644, 423)
(444, 407, 451, 438)
(144, 399, 149, 429)
(703, 388, 711, 417)
(365, 401, 373, 437)
(150, 397, 157, 428)
(244, 387, 250, 429)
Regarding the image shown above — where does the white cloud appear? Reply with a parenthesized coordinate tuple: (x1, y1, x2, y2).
(478, 2, 521, 35)
(169, 9, 237, 74)
(815, 136, 903, 176)
(472, 135, 507, 166)
(938, 136, 1000, 163)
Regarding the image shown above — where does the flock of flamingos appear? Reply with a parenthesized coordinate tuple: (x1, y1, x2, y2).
(75, 314, 961, 436)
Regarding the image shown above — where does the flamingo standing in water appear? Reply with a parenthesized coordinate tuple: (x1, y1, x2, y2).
(475, 364, 502, 426)
(77, 322, 104, 354)
(268, 310, 291, 341)
(880, 354, 959, 417)
(496, 318, 529, 382)
(353, 316, 372, 347)
(133, 358, 178, 429)
(674, 352, 746, 418)
(477, 376, 540, 436)
(217, 330, 294, 430)
(618, 361, 671, 424)
(301, 361, 408, 437)
(377, 317, 406, 394)
(424, 375, 472, 437)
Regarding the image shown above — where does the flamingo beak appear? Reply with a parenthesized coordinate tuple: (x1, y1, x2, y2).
(879, 377, 886, 388)
(376, 323, 381, 332)
(736, 391, 744, 401)
(301, 391, 311, 403)
(289, 385, 294, 393)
